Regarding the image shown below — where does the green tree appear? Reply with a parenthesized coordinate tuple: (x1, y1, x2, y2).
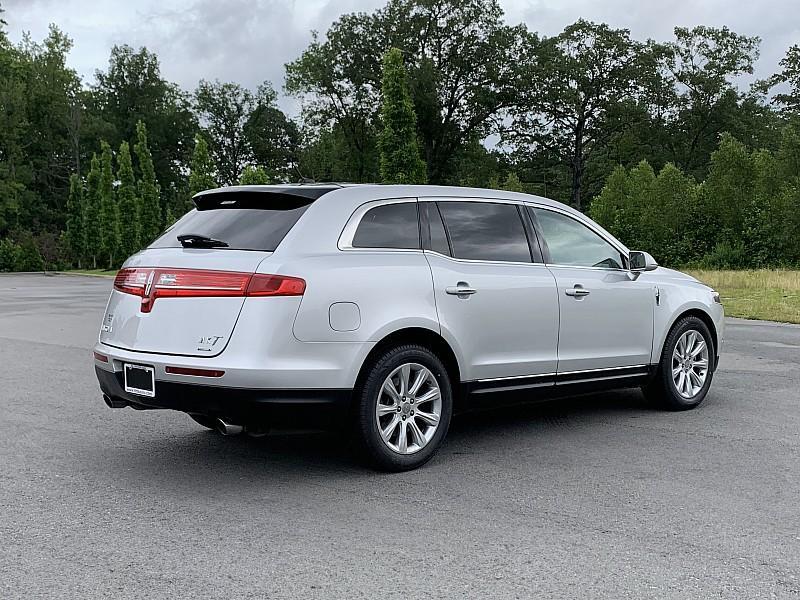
(244, 90, 300, 181)
(94, 45, 197, 205)
(134, 120, 162, 244)
(510, 20, 648, 209)
(116, 141, 140, 258)
(286, 0, 527, 183)
(659, 26, 761, 177)
(188, 134, 216, 196)
(65, 173, 84, 267)
(501, 172, 524, 192)
(378, 48, 426, 184)
(761, 45, 800, 115)
(239, 165, 272, 185)
(194, 80, 275, 185)
(83, 153, 102, 268)
(97, 141, 119, 268)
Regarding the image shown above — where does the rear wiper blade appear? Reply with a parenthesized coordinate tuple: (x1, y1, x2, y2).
(177, 233, 229, 248)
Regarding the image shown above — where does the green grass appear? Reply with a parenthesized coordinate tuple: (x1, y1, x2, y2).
(687, 269, 800, 324)
(64, 268, 116, 277)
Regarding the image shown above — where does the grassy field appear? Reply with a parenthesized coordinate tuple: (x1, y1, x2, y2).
(687, 269, 800, 324)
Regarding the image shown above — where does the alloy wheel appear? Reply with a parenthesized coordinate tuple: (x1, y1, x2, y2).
(671, 329, 710, 399)
(375, 363, 442, 454)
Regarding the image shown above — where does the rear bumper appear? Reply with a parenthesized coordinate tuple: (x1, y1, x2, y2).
(95, 366, 351, 425)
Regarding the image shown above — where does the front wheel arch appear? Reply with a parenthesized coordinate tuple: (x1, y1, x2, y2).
(660, 308, 718, 369)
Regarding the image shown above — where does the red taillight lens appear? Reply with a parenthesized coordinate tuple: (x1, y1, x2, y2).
(113, 268, 305, 312)
(246, 274, 306, 296)
(114, 268, 148, 297)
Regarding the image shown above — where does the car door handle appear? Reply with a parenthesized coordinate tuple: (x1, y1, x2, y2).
(446, 283, 477, 296)
(565, 286, 590, 297)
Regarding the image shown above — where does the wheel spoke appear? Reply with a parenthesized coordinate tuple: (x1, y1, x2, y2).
(676, 371, 686, 395)
(688, 369, 702, 388)
(381, 415, 400, 441)
(408, 367, 428, 397)
(397, 420, 408, 453)
(415, 387, 440, 405)
(398, 364, 411, 396)
(683, 372, 693, 396)
(377, 403, 397, 416)
(408, 419, 427, 448)
(382, 379, 401, 404)
(694, 359, 709, 369)
(690, 340, 706, 358)
(415, 410, 439, 427)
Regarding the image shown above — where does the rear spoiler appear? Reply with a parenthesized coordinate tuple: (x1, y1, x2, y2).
(192, 185, 341, 211)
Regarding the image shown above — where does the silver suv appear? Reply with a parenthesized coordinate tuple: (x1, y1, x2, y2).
(94, 184, 724, 471)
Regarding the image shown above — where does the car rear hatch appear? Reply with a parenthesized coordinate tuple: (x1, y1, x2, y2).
(99, 186, 336, 357)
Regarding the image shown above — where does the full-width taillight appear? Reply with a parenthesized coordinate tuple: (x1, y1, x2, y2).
(113, 268, 305, 313)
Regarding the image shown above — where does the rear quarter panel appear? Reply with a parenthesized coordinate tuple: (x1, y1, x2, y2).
(288, 251, 440, 343)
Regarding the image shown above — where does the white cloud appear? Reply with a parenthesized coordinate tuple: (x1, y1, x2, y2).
(4, 0, 798, 116)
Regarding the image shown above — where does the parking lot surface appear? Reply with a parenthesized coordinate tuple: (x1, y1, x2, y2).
(1, 273, 798, 598)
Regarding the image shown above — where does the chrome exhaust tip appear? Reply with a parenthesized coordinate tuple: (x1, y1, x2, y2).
(215, 418, 243, 436)
(103, 394, 128, 409)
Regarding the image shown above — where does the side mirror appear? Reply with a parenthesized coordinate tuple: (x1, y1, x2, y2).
(629, 250, 658, 272)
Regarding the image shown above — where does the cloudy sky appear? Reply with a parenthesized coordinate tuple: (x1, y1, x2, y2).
(3, 0, 799, 114)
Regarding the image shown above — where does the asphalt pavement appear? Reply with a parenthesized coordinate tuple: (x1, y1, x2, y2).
(1, 273, 798, 599)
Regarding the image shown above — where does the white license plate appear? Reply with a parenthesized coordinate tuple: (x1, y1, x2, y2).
(124, 363, 155, 397)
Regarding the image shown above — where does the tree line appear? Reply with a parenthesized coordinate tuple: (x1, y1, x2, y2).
(1, 0, 799, 271)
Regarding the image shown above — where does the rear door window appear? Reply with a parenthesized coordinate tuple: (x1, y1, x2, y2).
(352, 202, 420, 249)
(437, 201, 532, 263)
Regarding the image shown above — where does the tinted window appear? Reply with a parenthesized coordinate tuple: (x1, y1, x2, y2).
(352, 202, 420, 249)
(150, 206, 309, 251)
(427, 203, 451, 256)
(438, 202, 531, 262)
(533, 208, 625, 269)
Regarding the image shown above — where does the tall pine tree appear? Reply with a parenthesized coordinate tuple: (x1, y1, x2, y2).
(65, 174, 84, 268)
(378, 48, 426, 184)
(98, 141, 120, 269)
(135, 120, 162, 244)
(116, 141, 140, 258)
(83, 154, 102, 269)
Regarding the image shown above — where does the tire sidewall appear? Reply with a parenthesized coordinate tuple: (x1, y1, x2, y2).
(658, 316, 715, 409)
(355, 345, 453, 471)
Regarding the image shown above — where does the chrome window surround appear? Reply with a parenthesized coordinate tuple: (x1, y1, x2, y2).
(338, 197, 421, 252)
(337, 196, 632, 271)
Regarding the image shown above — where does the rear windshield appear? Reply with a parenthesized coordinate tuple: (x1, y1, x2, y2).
(150, 204, 310, 252)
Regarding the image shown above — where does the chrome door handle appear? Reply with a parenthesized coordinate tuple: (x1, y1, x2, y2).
(565, 286, 590, 297)
(446, 283, 477, 296)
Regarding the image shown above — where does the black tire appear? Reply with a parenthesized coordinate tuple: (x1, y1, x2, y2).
(643, 315, 715, 411)
(353, 344, 453, 472)
(188, 413, 217, 430)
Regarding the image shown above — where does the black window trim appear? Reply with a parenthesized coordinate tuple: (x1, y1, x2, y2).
(528, 204, 630, 271)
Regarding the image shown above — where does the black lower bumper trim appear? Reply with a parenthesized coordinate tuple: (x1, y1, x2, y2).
(96, 366, 351, 425)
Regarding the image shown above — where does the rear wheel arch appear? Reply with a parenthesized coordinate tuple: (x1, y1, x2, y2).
(355, 327, 462, 399)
